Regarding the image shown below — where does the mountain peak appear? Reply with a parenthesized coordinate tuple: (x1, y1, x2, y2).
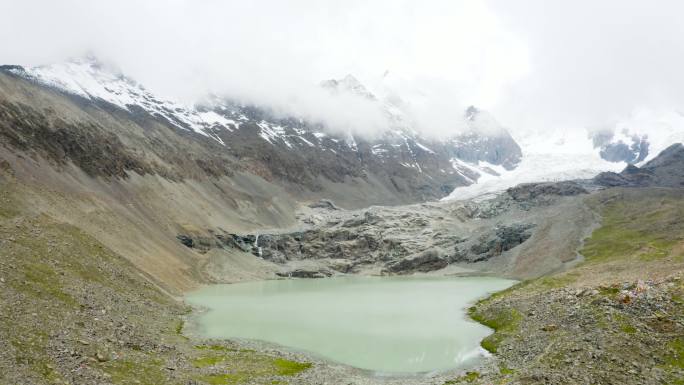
(321, 74, 376, 100)
(465, 105, 479, 121)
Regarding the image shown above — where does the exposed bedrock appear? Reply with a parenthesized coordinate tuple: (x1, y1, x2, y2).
(175, 231, 262, 256)
(275, 268, 334, 279)
(172, 177, 611, 278)
(452, 223, 536, 263)
(594, 143, 684, 188)
(385, 249, 448, 273)
(506, 181, 588, 202)
(174, 192, 561, 275)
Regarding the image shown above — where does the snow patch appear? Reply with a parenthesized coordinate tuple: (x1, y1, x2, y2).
(14, 57, 237, 143)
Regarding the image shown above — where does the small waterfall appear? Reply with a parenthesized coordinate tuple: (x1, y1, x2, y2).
(254, 234, 263, 257)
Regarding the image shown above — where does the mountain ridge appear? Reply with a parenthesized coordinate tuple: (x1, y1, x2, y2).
(0, 57, 523, 204)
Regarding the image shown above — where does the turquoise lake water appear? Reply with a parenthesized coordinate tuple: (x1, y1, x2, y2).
(185, 276, 516, 374)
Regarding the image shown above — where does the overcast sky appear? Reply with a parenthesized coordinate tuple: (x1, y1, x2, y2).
(2, 0, 684, 139)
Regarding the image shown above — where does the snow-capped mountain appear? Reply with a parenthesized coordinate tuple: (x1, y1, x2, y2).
(591, 128, 649, 164)
(319, 74, 522, 170)
(444, 117, 684, 201)
(320, 74, 377, 100)
(590, 110, 684, 165)
(3, 58, 233, 144)
(2, 56, 681, 206)
(0, 56, 523, 205)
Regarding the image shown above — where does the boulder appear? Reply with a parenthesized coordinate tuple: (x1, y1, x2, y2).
(452, 223, 535, 263)
(276, 268, 333, 279)
(308, 199, 339, 210)
(385, 249, 448, 273)
(176, 234, 194, 248)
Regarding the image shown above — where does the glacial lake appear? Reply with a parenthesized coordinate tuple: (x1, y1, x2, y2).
(185, 276, 516, 374)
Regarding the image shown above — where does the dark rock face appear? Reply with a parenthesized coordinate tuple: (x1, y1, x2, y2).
(592, 130, 649, 164)
(275, 268, 333, 279)
(308, 199, 339, 210)
(594, 165, 655, 187)
(640, 142, 684, 185)
(176, 235, 194, 248)
(448, 133, 522, 171)
(443, 106, 523, 170)
(385, 249, 448, 273)
(507, 181, 588, 202)
(594, 143, 684, 188)
(453, 223, 535, 263)
(0, 101, 158, 179)
(175, 232, 261, 256)
(599, 140, 649, 163)
(0, 65, 25, 72)
(255, 227, 404, 266)
(450, 181, 587, 221)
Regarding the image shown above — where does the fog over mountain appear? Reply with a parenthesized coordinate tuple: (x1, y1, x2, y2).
(4, 3, 684, 384)
(3, 0, 684, 147)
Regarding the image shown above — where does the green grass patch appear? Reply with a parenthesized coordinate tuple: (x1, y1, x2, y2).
(536, 272, 580, 289)
(499, 366, 515, 375)
(15, 262, 77, 306)
(665, 337, 684, 369)
(444, 371, 480, 384)
(193, 355, 227, 368)
(195, 344, 236, 352)
(0, 183, 20, 219)
(613, 313, 638, 334)
(101, 358, 170, 385)
(273, 358, 311, 376)
(7, 323, 63, 383)
(191, 346, 311, 384)
(469, 306, 522, 353)
(580, 195, 684, 263)
(198, 373, 248, 385)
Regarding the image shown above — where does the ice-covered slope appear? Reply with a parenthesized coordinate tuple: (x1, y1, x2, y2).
(444, 130, 626, 200)
(445, 107, 684, 201)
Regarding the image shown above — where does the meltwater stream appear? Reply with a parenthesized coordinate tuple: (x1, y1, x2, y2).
(185, 276, 516, 374)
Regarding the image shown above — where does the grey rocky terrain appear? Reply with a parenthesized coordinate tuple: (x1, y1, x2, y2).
(179, 179, 596, 281)
(595, 142, 684, 187)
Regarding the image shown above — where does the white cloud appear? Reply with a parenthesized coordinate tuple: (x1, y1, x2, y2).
(1, 0, 683, 141)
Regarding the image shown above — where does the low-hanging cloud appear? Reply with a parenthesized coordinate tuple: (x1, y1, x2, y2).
(1, 0, 684, 141)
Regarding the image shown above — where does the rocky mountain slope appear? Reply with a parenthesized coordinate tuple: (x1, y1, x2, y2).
(1, 57, 521, 205)
(181, 144, 683, 282)
(459, 187, 684, 385)
(0, 56, 521, 294)
(595, 142, 684, 187)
